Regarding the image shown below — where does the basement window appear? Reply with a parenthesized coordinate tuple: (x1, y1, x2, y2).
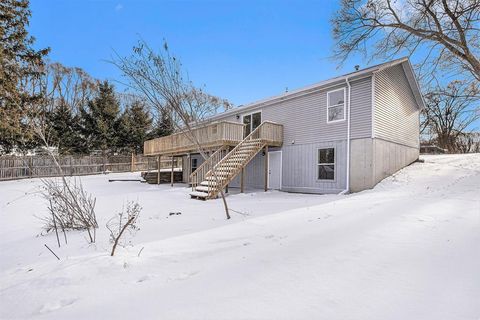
(318, 148, 335, 180)
(327, 88, 346, 123)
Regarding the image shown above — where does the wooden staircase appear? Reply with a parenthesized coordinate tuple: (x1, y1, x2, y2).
(189, 121, 283, 200)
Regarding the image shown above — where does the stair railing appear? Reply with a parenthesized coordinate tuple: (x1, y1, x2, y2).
(190, 147, 227, 190)
(204, 121, 283, 197)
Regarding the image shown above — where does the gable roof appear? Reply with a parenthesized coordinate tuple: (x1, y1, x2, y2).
(208, 57, 425, 122)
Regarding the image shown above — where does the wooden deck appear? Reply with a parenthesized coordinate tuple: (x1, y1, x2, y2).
(143, 121, 245, 156)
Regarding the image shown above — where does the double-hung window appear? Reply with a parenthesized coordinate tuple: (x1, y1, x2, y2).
(327, 88, 346, 123)
(318, 148, 335, 180)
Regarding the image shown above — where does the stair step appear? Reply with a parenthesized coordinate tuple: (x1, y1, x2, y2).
(190, 191, 209, 199)
(215, 165, 238, 170)
(195, 186, 212, 192)
(201, 181, 218, 186)
(236, 149, 256, 153)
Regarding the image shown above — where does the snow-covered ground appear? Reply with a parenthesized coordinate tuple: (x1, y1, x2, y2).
(1, 154, 479, 320)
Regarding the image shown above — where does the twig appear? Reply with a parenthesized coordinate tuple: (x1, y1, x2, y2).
(44, 244, 60, 260)
(230, 209, 249, 216)
(50, 200, 61, 248)
(137, 247, 145, 257)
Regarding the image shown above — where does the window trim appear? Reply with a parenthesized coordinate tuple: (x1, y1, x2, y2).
(317, 147, 336, 181)
(326, 88, 346, 123)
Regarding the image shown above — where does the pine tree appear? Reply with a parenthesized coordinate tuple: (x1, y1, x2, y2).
(148, 110, 174, 140)
(117, 101, 152, 154)
(79, 81, 121, 155)
(46, 103, 82, 155)
(0, 0, 50, 153)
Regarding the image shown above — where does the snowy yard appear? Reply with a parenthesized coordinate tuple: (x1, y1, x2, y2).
(1, 154, 479, 320)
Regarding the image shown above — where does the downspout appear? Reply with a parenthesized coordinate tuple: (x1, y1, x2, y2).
(340, 76, 351, 195)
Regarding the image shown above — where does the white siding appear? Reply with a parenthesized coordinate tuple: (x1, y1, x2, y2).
(374, 64, 420, 148)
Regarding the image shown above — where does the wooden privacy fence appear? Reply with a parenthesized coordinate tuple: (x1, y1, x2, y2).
(0, 154, 181, 181)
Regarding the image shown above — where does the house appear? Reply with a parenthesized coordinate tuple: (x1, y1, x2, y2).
(143, 57, 424, 200)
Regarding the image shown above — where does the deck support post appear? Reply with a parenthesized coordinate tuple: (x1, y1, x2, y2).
(171, 156, 175, 187)
(240, 168, 245, 193)
(157, 155, 161, 185)
(188, 153, 191, 185)
(264, 145, 268, 192)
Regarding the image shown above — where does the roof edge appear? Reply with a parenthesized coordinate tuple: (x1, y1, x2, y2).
(206, 57, 417, 122)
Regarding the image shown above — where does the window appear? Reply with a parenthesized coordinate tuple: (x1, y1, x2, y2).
(211, 124, 217, 135)
(243, 111, 261, 137)
(191, 158, 198, 172)
(318, 148, 335, 180)
(327, 88, 346, 122)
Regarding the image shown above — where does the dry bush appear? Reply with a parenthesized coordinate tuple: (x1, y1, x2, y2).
(106, 201, 142, 256)
(41, 177, 98, 243)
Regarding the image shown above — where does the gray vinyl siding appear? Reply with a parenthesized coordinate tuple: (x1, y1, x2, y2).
(210, 77, 372, 193)
(374, 64, 420, 148)
(281, 140, 347, 193)
(350, 77, 372, 139)
(229, 141, 347, 193)
(214, 77, 372, 144)
(229, 152, 266, 189)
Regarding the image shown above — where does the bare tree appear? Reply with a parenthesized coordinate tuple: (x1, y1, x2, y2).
(106, 201, 142, 256)
(422, 80, 479, 151)
(111, 40, 233, 219)
(29, 67, 99, 244)
(41, 177, 98, 243)
(332, 0, 480, 83)
(456, 131, 480, 152)
(44, 62, 98, 114)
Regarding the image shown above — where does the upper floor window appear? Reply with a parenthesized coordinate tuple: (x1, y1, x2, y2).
(327, 88, 346, 123)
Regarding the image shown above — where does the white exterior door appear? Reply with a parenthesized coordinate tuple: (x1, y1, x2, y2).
(268, 151, 282, 190)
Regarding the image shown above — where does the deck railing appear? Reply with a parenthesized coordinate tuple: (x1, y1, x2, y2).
(144, 121, 245, 156)
(201, 121, 283, 197)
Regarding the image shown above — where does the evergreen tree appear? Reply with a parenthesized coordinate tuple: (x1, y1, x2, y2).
(148, 110, 174, 140)
(0, 0, 49, 153)
(79, 81, 120, 155)
(117, 101, 152, 154)
(46, 103, 82, 155)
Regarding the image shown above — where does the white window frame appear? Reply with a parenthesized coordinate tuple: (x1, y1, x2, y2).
(242, 110, 262, 134)
(326, 88, 346, 123)
(317, 147, 336, 181)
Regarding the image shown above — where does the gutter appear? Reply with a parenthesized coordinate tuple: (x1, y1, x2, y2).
(340, 76, 352, 195)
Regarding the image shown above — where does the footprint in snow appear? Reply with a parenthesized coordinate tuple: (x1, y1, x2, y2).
(169, 271, 199, 281)
(39, 299, 77, 314)
(137, 275, 151, 283)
